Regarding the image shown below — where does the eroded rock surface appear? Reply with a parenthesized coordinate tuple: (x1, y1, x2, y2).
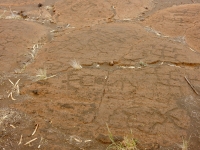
(0, 0, 45, 6)
(0, 0, 200, 150)
(0, 20, 49, 72)
(53, 0, 154, 28)
(144, 4, 200, 52)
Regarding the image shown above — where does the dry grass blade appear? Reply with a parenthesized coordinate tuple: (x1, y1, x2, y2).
(18, 135, 23, 145)
(24, 138, 37, 145)
(106, 123, 115, 144)
(32, 124, 39, 136)
(16, 85, 20, 95)
(10, 124, 16, 128)
(36, 69, 56, 81)
(8, 92, 16, 100)
(177, 137, 190, 150)
(106, 123, 138, 150)
(36, 69, 47, 80)
(0, 10, 6, 18)
(5, 6, 21, 19)
(15, 79, 20, 86)
(8, 79, 20, 100)
(185, 76, 199, 95)
(69, 135, 83, 144)
(8, 79, 14, 85)
(181, 140, 189, 150)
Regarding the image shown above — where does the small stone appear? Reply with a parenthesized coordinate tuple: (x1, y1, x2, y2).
(109, 61, 114, 66)
(139, 18, 145, 21)
(32, 90, 39, 95)
(38, 3, 43, 7)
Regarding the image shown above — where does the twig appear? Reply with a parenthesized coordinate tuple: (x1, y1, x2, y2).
(32, 124, 39, 136)
(18, 135, 23, 145)
(185, 76, 199, 95)
(24, 138, 37, 145)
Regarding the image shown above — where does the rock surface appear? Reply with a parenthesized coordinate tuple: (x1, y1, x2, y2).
(0, 0, 200, 150)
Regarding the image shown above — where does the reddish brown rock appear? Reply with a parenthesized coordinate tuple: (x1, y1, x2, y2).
(0, 1, 200, 150)
(0, 0, 45, 6)
(53, 0, 154, 28)
(0, 20, 49, 72)
(144, 4, 200, 51)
